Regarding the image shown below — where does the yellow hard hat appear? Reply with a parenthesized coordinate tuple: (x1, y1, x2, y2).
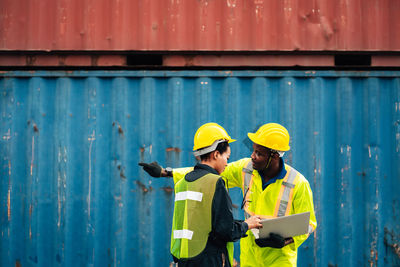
(247, 123, 290, 151)
(193, 123, 236, 156)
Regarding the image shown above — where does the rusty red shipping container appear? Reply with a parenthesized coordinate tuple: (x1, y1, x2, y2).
(1, 0, 400, 52)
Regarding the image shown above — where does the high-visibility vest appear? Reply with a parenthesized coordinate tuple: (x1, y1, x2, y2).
(170, 173, 220, 259)
(241, 160, 298, 219)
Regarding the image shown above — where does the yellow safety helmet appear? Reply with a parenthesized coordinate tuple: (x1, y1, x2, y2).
(193, 123, 236, 156)
(247, 123, 290, 151)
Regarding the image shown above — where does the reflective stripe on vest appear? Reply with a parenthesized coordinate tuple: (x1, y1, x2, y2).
(170, 173, 220, 260)
(173, 229, 194, 240)
(175, 191, 203, 202)
(241, 160, 254, 219)
(275, 168, 298, 217)
(241, 160, 298, 218)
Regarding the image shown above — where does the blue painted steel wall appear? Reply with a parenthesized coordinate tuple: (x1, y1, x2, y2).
(1, 71, 399, 267)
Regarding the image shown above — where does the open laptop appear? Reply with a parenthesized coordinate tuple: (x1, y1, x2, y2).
(251, 212, 310, 239)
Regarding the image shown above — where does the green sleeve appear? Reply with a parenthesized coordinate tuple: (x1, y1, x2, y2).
(172, 158, 250, 188)
(172, 167, 193, 185)
(291, 177, 317, 250)
(220, 158, 250, 189)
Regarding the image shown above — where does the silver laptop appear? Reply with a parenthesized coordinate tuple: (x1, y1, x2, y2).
(252, 212, 310, 239)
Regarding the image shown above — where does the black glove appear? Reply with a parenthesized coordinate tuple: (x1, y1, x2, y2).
(255, 233, 286, 248)
(138, 162, 163, 177)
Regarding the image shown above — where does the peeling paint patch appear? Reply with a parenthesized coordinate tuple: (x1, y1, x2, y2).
(7, 185, 11, 221)
(162, 186, 174, 194)
(369, 249, 378, 267)
(112, 121, 125, 136)
(357, 171, 367, 177)
(384, 227, 400, 259)
(135, 180, 152, 193)
(117, 165, 126, 179)
(140, 145, 153, 154)
(166, 147, 181, 152)
(88, 130, 95, 218)
(30, 136, 35, 176)
(2, 128, 11, 140)
(118, 125, 124, 135)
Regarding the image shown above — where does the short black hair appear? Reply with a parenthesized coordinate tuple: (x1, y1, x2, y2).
(200, 141, 229, 161)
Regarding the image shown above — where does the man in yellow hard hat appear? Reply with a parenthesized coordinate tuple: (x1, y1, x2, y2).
(140, 123, 262, 267)
(140, 123, 317, 266)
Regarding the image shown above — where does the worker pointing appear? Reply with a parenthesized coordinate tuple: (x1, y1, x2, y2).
(140, 123, 262, 267)
(139, 123, 317, 266)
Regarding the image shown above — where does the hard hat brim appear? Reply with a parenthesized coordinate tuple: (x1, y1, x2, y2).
(247, 133, 259, 146)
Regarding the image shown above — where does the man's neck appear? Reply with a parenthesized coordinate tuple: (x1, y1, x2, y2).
(259, 159, 281, 181)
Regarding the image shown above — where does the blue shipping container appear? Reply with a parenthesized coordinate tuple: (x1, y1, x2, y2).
(1, 70, 400, 266)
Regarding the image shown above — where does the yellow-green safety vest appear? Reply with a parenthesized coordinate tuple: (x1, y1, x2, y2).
(171, 173, 220, 259)
(241, 160, 299, 219)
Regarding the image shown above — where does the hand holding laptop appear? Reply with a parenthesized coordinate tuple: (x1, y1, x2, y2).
(252, 212, 310, 239)
(255, 233, 285, 248)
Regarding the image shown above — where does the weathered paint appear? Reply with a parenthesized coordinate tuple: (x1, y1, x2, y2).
(1, 0, 400, 51)
(2, 54, 400, 67)
(1, 70, 400, 267)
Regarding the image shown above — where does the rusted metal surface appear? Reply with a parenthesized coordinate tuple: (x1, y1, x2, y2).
(1, 70, 400, 266)
(0, 0, 400, 51)
(163, 54, 334, 67)
(2, 54, 400, 67)
(0, 54, 126, 66)
(372, 56, 400, 67)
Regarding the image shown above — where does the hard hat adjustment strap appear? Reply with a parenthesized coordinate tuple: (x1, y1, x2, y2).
(265, 153, 273, 169)
(193, 139, 226, 157)
(270, 149, 285, 157)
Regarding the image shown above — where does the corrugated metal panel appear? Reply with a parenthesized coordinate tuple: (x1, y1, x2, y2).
(1, 70, 400, 267)
(1, 0, 400, 51)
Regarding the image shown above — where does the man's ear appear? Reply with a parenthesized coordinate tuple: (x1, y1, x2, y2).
(272, 152, 280, 159)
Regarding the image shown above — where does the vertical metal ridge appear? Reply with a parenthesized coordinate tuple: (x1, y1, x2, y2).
(336, 77, 353, 266)
(350, 77, 366, 266)
(318, 75, 337, 266)
(64, 77, 86, 266)
(84, 77, 100, 266)
(222, 77, 241, 159)
(309, 77, 323, 266)
(166, 77, 184, 167)
(26, 77, 41, 266)
(110, 77, 127, 265)
(93, 77, 113, 266)
(138, 77, 156, 265)
(54, 77, 69, 266)
(195, 77, 212, 125)
(36, 76, 56, 265)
